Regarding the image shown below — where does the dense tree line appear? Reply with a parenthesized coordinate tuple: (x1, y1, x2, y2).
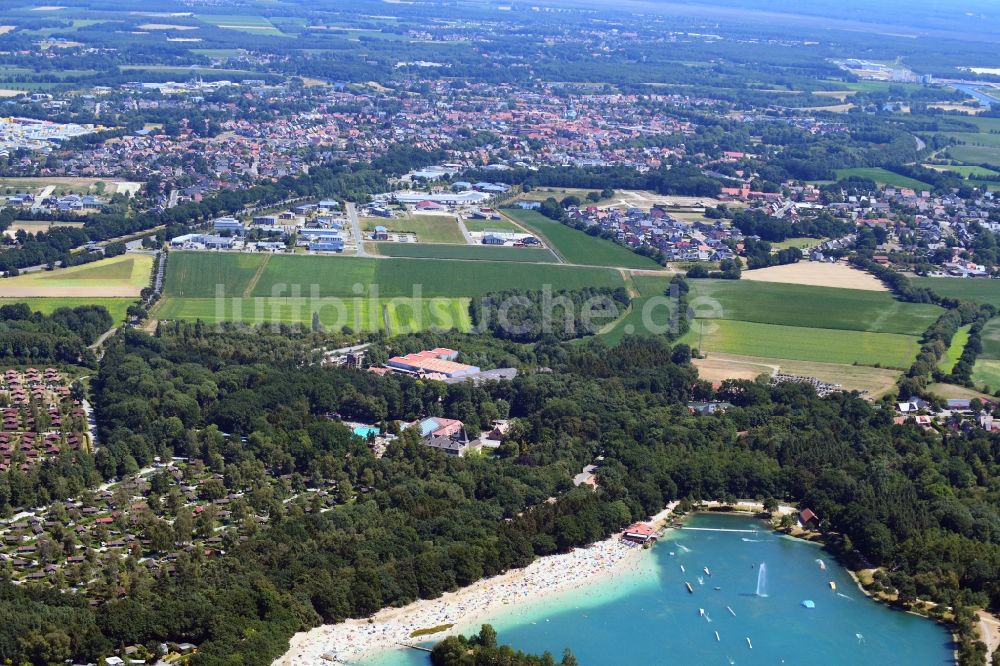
(946, 308, 996, 387)
(741, 238, 803, 270)
(730, 209, 851, 243)
(0, 303, 109, 367)
(849, 257, 938, 304)
(432, 625, 577, 666)
(470, 287, 630, 343)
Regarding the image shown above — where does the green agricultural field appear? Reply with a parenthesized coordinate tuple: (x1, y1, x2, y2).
(385, 298, 472, 335)
(367, 243, 559, 263)
(0, 254, 153, 298)
(939, 325, 971, 373)
(944, 145, 1000, 164)
(924, 164, 1000, 178)
(914, 277, 1000, 308)
(972, 359, 1000, 394)
(164, 252, 268, 298)
(153, 296, 471, 335)
(164, 251, 625, 303)
(0, 298, 132, 324)
(977, 317, 1000, 360)
(361, 214, 465, 244)
(687, 280, 941, 335)
(161, 251, 629, 336)
(678, 319, 919, 368)
(833, 168, 931, 189)
(196, 14, 287, 37)
(463, 218, 520, 233)
(502, 208, 662, 269)
(252, 255, 624, 298)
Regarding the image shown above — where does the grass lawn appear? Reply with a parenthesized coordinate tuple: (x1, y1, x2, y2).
(0, 297, 132, 323)
(939, 325, 971, 373)
(153, 296, 471, 335)
(926, 382, 997, 402)
(834, 168, 931, 189)
(502, 208, 662, 269)
(770, 237, 827, 251)
(914, 277, 1000, 308)
(679, 319, 919, 368)
(0, 255, 153, 298)
(361, 214, 465, 244)
(687, 280, 941, 335)
(367, 243, 559, 263)
(463, 218, 519, 233)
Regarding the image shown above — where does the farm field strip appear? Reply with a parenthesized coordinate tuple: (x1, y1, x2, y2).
(678, 319, 920, 368)
(833, 167, 931, 189)
(972, 360, 1000, 394)
(153, 296, 471, 334)
(366, 243, 559, 262)
(501, 208, 663, 269)
(164, 252, 625, 299)
(687, 279, 941, 335)
(0, 255, 153, 298)
(914, 278, 1000, 308)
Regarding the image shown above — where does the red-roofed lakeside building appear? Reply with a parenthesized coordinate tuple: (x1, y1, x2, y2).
(622, 522, 657, 544)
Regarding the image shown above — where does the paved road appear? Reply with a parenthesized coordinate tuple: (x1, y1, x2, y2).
(347, 202, 368, 257)
(455, 214, 475, 245)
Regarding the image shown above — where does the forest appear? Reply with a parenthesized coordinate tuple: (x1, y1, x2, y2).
(469, 287, 631, 343)
(0, 313, 987, 663)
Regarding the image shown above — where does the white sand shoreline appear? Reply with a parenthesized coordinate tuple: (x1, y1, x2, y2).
(274, 504, 678, 666)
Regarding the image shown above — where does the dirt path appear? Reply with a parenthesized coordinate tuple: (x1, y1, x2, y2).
(242, 253, 271, 297)
(620, 269, 639, 298)
(978, 610, 1000, 657)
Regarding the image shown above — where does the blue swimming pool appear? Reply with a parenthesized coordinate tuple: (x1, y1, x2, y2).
(353, 426, 379, 438)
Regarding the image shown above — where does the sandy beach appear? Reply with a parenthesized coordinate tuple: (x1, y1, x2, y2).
(274, 505, 677, 665)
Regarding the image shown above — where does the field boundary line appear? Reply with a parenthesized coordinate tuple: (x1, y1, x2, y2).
(242, 254, 272, 298)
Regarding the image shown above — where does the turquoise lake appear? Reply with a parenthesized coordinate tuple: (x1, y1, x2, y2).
(366, 513, 954, 666)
